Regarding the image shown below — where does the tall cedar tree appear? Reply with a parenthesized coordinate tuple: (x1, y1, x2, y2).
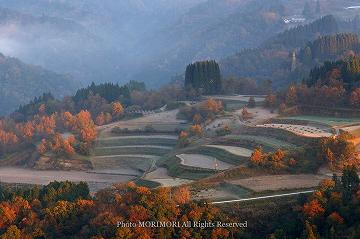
(185, 60, 222, 95)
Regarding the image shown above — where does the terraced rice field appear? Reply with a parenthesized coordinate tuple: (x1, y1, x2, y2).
(224, 135, 298, 150)
(205, 145, 253, 157)
(98, 110, 187, 136)
(257, 124, 332, 138)
(228, 174, 328, 192)
(145, 167, 193, 187)
(177, 154, 234, 170)
(97, 136, 177, 147)
(281, 116, 360, 127)
(91, 133, 177, 176)
(210, 95, 266, 102)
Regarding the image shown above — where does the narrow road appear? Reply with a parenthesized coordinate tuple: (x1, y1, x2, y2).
(210, 190, 315, 205)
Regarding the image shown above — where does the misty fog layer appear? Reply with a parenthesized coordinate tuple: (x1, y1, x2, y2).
(0, 0, 358, 88)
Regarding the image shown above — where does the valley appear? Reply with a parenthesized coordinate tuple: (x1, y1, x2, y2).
(0, 1, 359, 238)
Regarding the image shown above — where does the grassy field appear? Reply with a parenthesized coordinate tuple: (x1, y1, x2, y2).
(281, 115, 360, 127)
(221, 135, 298, 151)
(222, 100, 247, 111)
(96, 137, 177, 147)
(90, 155, 156, 172)
(240, 127, 318, 146)
(94, 146, 172, 156)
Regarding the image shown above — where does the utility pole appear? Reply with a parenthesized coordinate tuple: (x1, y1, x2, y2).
(291, 51, 297, 72)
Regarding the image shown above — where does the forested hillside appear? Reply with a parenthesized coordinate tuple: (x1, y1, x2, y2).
(221, 16, 360, 87)
(265, 15, 339, 49)
(0, 53, 78, 115)
(266, 55, 360, 117)
(299, 33, 360, 64)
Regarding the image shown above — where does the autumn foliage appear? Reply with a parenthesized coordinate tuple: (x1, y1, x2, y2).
(0, 181, 237, 239)
(303, 199, 325, 218)
(0, 107, 97, 159)
(178, 98, 223, 124)
(249, 148, 294, 170)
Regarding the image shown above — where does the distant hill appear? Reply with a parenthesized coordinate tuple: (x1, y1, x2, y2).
(220, 15, 360, 87)
(0, 0, 356, 87)
(264, 15, 339, 49)
(0, 53, 78, 115)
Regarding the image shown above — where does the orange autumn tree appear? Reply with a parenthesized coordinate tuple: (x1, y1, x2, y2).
(63, 138, 75, 155)
(112, 102, 124, 119)
(204, 98, 223, 113)
(34, 114, 56, 136)
(38, 134, 75, 156)
(61, 111, 76, 130)
(250, 148, 264, 166)
(327, 212, 344, 225)
(173, 187, 191, 205)
(0, 129, 18, 146)
(0, 203, 16, 229)
(303, 199, 325, 218)
(74, 110, 97, 143)
(16, 122, 35, 141)
(37, 139, 48, 155)
(190, 124, 203, 136)
(270, 149, 286, 170)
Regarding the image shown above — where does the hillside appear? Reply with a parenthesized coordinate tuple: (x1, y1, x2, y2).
(0, 0, 304, 86)
(0, 53, 78, 115)
(220, 16, 360, 87)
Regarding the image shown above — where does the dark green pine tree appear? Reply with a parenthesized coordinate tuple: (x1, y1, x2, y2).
(341, 167, 360, 203)
(185, 60, 222, 95)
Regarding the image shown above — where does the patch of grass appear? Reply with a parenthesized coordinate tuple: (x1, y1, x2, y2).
(166, 101, 186, 110)
(222, 100, 247, 111)
(240, 127, 317, 146)
(134, 179, 161, 188)
(221, 135, 298, 152)
(221, 182, 251, 198)
(91, 156, 154, 172)
(111, 123, 188, 134)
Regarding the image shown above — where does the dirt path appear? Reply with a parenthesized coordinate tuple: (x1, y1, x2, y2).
(0, 167, 134, 192)
(210, 190, 315, 205)
(228, 174, 328, 192)
(177, 154, 233, 170)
